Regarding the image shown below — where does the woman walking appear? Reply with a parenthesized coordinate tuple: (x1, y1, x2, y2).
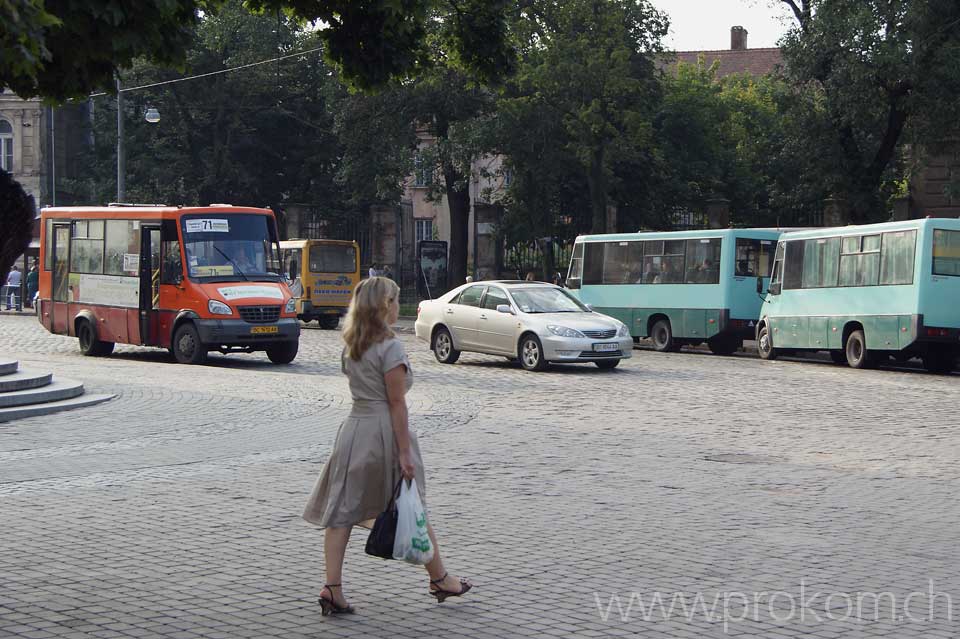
(303, 276, 472, 615)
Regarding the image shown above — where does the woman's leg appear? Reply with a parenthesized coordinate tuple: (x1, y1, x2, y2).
(423, 523, 470, 593)
(322, 526, 352, 605)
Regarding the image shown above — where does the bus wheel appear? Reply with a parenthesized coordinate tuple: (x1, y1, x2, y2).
(519, 334, 548, 371)
(432, 327, 460, 364)
(922, 350, 956, 374)
(172, 323, 207, 365)
(318, 316, 339, 330)
(267, 341, 299, 364)
(77, 319, 114, 357)
(651, 319, 676, 352)
(757, 325, 777, 360)
(708, 336, 741, 356)
(844, 330, 874, 369)
(829, 350, 846, 365)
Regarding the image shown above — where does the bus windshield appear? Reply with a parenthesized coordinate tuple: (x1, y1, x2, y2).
(309, 243, 356, 273)
(511, 287, 588, 313)
(181, 214, 281, 282)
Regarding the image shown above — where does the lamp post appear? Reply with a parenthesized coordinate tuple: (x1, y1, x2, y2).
(116, 77, 160, 202)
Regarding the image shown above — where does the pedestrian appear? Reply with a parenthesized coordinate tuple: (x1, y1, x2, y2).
(26, 263, 39, 308)
(368, 262, 380, 278)
(5, 266, 21, 310)
(465, 275, 473, 283)
(302, 276, 472, 615)
(383, 265, 394, 281)
(524, 271, 535, 282)
(552, 271, 563, 286)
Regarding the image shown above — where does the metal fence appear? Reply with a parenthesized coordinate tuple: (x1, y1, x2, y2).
(502, 239, 574, 281)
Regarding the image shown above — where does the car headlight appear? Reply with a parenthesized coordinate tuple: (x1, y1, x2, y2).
(617, 323, 630, 337)
(208, 299, 232, 315)
(547, 325, 585, 338)
(284, 298, 296, 314)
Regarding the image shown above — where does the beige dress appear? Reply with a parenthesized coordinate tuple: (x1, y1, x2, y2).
(303, 337, 426, 529)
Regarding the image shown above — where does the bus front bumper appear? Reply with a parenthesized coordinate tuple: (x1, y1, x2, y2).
(194, 318, 300, 346)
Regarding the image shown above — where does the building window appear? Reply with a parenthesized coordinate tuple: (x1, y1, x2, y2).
(0, 120, 13, 172)
(503, 168, 513, 187)
(414, 152, 432, 187)
(416, 219, 433, 244)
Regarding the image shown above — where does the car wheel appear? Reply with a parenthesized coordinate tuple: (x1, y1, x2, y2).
(519, 334, 548, 371)
(77, 319, 114, 357)
(432, 327, 460, 364)
(266, 340, 299, 364)
(595, 359, 619, 369)
(757, 325, 777, 360)
(707, 336, 741, 356)
(173, 322, 207, 365)
(844, 329, 873, 369)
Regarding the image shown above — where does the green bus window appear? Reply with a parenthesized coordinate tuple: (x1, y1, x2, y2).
(783, 241, 805, 290)
(839, 233, 880, 287)
(801, 237, 840, 288)
(567, 243, 583, 288)
(735, 239, 759, 276)
(684, 238, 720, 284)
(879, 230, 916, 285)
(582, 243, 604, 285)
(933, 229, 960, 276)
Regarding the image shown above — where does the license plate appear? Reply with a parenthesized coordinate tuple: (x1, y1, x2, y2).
(251, 325, 279, 334)
(593, 342, 619, 352)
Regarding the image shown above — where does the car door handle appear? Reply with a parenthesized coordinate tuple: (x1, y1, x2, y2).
(446, 309, 454, 314)
(479, 314, 487, 320)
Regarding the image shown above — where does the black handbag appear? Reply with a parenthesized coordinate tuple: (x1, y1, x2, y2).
(365, 479, 402, 560)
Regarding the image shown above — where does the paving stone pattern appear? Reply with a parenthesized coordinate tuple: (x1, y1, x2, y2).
(0, 315, 957, 638)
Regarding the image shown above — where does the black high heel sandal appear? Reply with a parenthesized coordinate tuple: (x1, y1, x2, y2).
(429, 572, 473, 603)
(318, 584, 355, 616)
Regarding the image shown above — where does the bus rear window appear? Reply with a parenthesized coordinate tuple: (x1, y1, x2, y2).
(309, 244, 356, 273)
(735, 238, 774, 277)
(933, 229, 960, 277)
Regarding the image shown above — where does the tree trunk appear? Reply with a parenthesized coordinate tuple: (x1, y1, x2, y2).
(539, 237, 555, 283)
(0, 170, 36, 285)
(588, 146, 607, 233)
(444, 164, 470, 290)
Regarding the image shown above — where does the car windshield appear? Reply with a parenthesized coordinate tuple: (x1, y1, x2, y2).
(181, 214, 281, 282)
(510, 287, 588, 313)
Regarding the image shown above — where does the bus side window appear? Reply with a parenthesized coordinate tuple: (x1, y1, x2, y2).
(161, 220, 183, 285)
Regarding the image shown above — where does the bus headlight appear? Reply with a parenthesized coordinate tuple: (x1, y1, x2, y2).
(547, 325, 585, 338)
(208, 299, 232, 315)
(617, 323, 630, 337)
(284, 298, 296, 314)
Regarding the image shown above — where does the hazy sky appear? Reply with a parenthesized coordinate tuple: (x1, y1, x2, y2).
(649, 0, 797, 51)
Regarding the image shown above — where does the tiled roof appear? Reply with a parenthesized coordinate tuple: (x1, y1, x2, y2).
(660, 47, 784, 77)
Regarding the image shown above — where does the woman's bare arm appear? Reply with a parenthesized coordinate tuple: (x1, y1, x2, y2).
(385, 364, 415, 478)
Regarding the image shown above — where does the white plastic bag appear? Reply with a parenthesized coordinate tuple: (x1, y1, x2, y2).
(392, 478, 434, 565)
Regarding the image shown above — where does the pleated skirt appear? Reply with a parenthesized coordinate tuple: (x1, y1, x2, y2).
(302, 400, 426, 529)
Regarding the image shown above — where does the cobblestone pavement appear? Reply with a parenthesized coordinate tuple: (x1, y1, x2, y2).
(1, 314, 958, 639)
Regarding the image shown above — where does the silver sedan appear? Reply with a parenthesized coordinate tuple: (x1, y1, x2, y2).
(414, 281, 633, 371)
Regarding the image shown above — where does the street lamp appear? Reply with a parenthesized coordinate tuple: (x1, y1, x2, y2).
(116, 77, 160, 202)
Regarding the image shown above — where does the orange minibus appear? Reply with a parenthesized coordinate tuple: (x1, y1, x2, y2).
(37, 204, 300, 364)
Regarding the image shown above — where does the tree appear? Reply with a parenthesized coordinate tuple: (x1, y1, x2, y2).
(778, 0, 960, 221)
(497, 0, 668, 234)
(0, 0, 514, 283)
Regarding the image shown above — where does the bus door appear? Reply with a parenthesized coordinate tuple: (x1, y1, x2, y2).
(50, 223, 71, 335)
(138, 225, 161, 345)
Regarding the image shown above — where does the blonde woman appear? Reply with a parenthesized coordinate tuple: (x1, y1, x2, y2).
(303, 276, 472, 615)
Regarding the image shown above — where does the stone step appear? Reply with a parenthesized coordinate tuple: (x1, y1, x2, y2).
(0, 378, 86, 408)
(0, 393, 115, 423)
(0, 370, 52, 393)
(0, 360, 18, 376)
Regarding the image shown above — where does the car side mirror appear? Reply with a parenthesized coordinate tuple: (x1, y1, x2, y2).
(768, 281, 781, 296)
(756, 276, 763, 294)
(585, 303, 594, 311)
(496, 304, 515, 315)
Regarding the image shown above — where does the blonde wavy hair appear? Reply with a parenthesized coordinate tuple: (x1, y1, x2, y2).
(342, 276, 400, 360)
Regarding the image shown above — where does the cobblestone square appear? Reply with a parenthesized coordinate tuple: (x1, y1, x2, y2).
(1, 314, 957, 638)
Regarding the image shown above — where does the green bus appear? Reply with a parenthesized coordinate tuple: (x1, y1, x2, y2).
(566, 228, 782, 355)
(756, 218, 960, 373)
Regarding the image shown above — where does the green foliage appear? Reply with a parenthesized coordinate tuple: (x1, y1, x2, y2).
(778, 0, 960, 221)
